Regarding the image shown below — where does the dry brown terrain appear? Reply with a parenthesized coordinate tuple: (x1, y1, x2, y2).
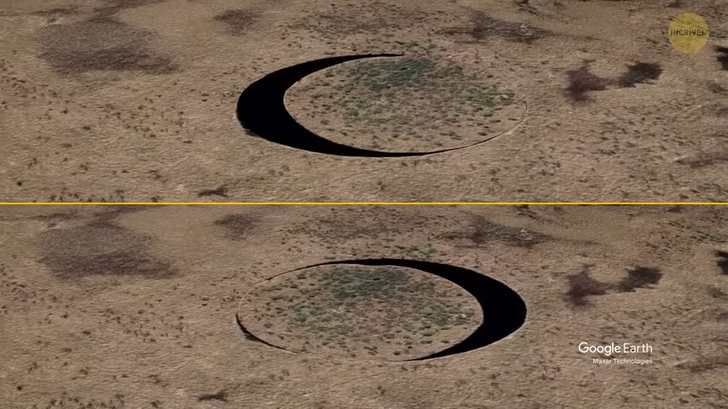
(0, 0, 727, 202)
(239, 263, 482, 360)
(1, 204, 727, 408)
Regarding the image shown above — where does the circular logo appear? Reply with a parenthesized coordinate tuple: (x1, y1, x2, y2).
(669, 13, 709, 53)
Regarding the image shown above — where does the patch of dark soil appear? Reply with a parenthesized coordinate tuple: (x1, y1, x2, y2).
(617, 62, 662, 87)
(565, 269, 610, 307)
(95, 0, 166, 17)
(289, 2, 430, 39)
(291, 207, 431, 242)
(198, 391, 228, 402)
(441, 10, 549, 44)
(677, 150, 728, 168)
(565, 61, 612, 102)
(707, 82, 727, 94)
(676, 355, 728, 372)
(716, 250, 728, 274)
(30, 211, 80, 222)
(470, 11, 548, 43)
(198, 186, 228, 197)
(92, 205, 154, 225)
(443, 215, 549, 248)
(215, 214, 255, 240)
(666, 205, 683, 213)
(616, 267, 662, 292)
(717, 46, 728, 70)
(39, 221, 172, 279)
(30, 7, 79, 17)
(513, 204, 540, 220)
(707, 286, 728, 299)
(214, 9, 257, 35)
(38, 16, 176, 75)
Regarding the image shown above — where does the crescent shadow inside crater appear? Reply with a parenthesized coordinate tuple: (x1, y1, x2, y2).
(236, 54, 513, 158)
(237, 258, 527, 360)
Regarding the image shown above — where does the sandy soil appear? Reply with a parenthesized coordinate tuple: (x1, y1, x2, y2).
(1, 204, 727, 408)
(0, 0, 727, 202)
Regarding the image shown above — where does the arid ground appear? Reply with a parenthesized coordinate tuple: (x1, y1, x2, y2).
(1, 0, 727, 202)
(1, 204, 727, 408)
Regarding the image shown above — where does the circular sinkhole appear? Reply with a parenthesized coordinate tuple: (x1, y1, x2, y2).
(236, 259, 527, 361)
(236, 55, 526, 157)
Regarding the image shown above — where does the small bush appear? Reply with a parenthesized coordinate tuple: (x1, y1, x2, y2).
(617, 62, 662, 87)
(214, 9, 257, 35)
(215, 214, 254, 240)
(469, 11, 548, 43)
(617, 267, 662, 292)
(677, 355, 728, 372)
(566, 270, 609, 306)
(716, 46, 728, 70)
(565, 62, 611, 102)
(716, 250, 728, 274)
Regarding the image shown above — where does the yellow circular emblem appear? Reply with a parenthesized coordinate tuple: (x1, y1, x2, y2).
(669, 13, 709, 53)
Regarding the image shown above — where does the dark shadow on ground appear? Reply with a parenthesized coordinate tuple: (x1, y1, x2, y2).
(617, 62, 662, 87)
(717, 47, 728, 70)
(236, 54, 513, 157)
(235, 313, 289, 351)
(716, 250, 728, 274)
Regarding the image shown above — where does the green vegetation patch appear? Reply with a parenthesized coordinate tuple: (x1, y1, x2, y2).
(288, 52, 519, 152)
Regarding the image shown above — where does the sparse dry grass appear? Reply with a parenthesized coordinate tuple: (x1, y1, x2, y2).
(676, 355, 728, 372)
(38, 220, 172, 279)
(677, 151, 728, 169)
(0, 0, 726, 203)
(468, 10, 549, 43)
(442, 215, 549, 248)
(291, 50, 519, 151)
(240, 265, 479, 359)
(707, 285, 728, 299)
(438, 10, 550, 44)
(30, 6, 79, 16)
(289, 207, 429, 243)
(38, 16, 175, 75)
(214, 9, 257, 36)
(288, 1, 429, 38)
(95, 0, 166, 17)
(2, 205, 728, 408)
(215, 213, 255, 240)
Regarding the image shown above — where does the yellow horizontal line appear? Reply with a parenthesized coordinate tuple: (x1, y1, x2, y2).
(0, 202, 726, 206)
